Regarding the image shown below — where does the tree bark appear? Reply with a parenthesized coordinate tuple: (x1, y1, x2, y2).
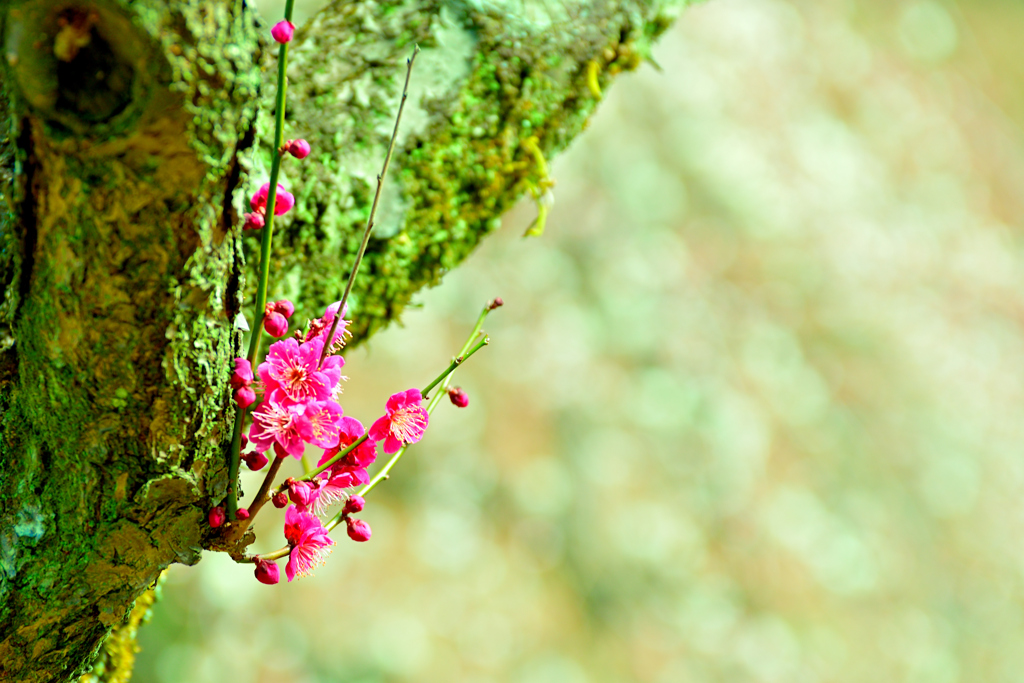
(0, 0, 688, 681)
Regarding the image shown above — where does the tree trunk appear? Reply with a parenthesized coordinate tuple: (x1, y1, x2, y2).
(0, 0, 688, 681)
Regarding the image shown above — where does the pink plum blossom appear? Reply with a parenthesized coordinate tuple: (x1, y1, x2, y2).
(304, 400, 344, 449)
(304, 301, 350, 350)
(284, 505, 334, 581)
(312, 467, 369, 515)
(318, 417, 376, 470)
(369, 388, 429, 454)
(248, 398, 313, 458)
(259, 337, 336, 405)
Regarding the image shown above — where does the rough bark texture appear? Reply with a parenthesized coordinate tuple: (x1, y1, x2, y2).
(0, 0, 689, 681)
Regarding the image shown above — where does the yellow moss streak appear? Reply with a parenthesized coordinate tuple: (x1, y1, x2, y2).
(79, 573, 165, 683)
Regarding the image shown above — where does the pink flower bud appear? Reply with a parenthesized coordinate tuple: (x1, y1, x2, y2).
(208, 506, 225, 528)
(243, 212, 265, 231)
(254, 559, 280, 585)
(230, 358, 253, 388)
(274, 188, 295, 216)
(236, 507, 250, 520)
(286, 139, 311, 159)
(245, 450, 269, 471)
(251, 183, 295, 216)
(234, 386, 256, 409)
(287, 478, 314, 508)
(270, 299, 295, 318)
(448, 386, 469, 408)
(343, 495, 365, 515)
(488, 297, 504, 311)
(271, 20, 294, 44)
(272, 491, 288, 508)
(264, 311, 288, 338)
(241, 434, 249, 450)
(346, 517, 372, 542)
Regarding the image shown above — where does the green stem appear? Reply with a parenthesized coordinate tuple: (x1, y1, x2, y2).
(225, 411, 244, 518)
(317, 46, 420, 369)
(421, 336, 489, 399)
(292, 433, 369, 485)
(245, 454, 286, 521)
(226, 0, 295, 517)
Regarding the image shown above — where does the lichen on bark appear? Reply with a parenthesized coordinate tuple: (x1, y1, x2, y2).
(0, 0, 692, 681)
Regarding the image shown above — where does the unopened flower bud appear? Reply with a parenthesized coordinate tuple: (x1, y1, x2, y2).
(236, 507, 250, 520)
(346, 517, 372, 542)
(488, 297, 504, 311)
(264, 311, 288, 338)
(235, 386, 256, 409)
(448, 386, 469, 408)
(245, 450, 269, 471)
(272, 491, 288, 508)
(287, 478, 314, 508)
(274, 188, 295, 215)
(271, 299, 295, 318)
(254, 559, 280, 585)
(241, 434, 249, 450)
(251, 183, 295, 216)
(208, 506, 225, 528)
(271, 20, 294, 44)
(230, 358, 253, 388)
(285, 139, 311, 159)
(343, 495, 365, 515)
(242, 212, 265, 231)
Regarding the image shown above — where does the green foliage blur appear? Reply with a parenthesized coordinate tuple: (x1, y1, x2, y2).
(135, 0, 1024, 681)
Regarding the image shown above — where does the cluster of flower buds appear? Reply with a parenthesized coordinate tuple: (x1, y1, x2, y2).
(230, 358, 256, 409)
(264, 299, 294, 338)
(243, 182, 296, 231)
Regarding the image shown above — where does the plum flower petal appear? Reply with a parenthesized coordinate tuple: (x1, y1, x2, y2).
(284, 505, 334, 581)
(304, 301, 350, 350)
(369, 388, 428, 454)
(318, 417, 376, 471)
(248, 399, 313, 458)
(259, 337, 335, 405)
(304, 400, 344, 449)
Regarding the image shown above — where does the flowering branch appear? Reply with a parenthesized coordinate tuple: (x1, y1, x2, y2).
(317, 46, 421, 370)
(240, 298, 501, 567)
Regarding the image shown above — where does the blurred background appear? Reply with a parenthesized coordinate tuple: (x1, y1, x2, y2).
(135, 0, 1024, 681)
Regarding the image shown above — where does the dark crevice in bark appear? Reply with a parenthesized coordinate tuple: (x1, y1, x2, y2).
(15, 119, 37, 322)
